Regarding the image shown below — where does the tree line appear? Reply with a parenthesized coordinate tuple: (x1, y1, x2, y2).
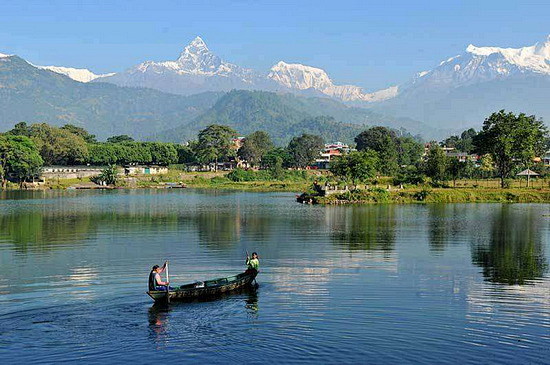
(1, 110, 547, 188)
(330, 111, 549, 188)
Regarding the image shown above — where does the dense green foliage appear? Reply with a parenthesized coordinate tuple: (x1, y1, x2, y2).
(13, 123, 89, 165)
(442, 128, 477, 153)
(87, 142, 177, 165)
(287, 133, 324, 168)
(61, 124, 97, 143)
(195, 125, 238, 167)
(237, 131, 273, 166)
(330, 150, 379, 186)
(423, 145, 449, 182)
(90, 165, 118, 186)
(355, 126, 423, 174)
(0, 134, 43, 186)
(473, 110, 549, 187)
(107, 135, 134, 143)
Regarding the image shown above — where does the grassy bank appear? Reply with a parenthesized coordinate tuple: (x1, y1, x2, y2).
(311, 187, 550, 204)
(35, 169, 323, 192)
(21, 170, 550, 204)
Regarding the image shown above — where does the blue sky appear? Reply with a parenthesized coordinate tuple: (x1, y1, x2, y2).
(1, 0, 549, 90)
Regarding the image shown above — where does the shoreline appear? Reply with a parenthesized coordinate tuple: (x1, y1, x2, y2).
(300, 188, 550, 205)
(6, 171, 550, 204)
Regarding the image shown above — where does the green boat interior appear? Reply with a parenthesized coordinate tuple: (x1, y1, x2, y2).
(152, 273, 249, 292)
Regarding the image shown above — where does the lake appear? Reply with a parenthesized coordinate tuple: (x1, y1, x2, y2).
(0, 189, 548, 364)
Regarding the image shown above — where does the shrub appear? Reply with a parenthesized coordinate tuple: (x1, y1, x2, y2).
(413, 188, 431, 201)
(227, 168, 257, 182)
(90, 165, 118, 186)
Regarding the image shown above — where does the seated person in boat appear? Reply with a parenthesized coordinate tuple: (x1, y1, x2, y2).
(148, 262, 171, 291)
(245, 252, 259, 274)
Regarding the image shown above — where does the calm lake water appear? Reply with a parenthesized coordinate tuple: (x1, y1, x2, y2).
(0, 190, 549, 364)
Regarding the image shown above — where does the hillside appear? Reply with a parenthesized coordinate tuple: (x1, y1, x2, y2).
(0, 55, 437, 144)
(0, 55, 222, 140)
(150, 90, 433, 144)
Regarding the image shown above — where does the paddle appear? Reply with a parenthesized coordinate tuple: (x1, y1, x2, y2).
(165, 260, 170, 304)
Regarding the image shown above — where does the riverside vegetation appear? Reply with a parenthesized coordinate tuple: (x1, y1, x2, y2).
(1, 110, 549, 204)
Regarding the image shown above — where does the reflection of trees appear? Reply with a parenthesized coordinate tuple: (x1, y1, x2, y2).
(328, 205, 395, 254)
(0, 212, 94, 252)
(0, 209, 183, 253)
(471, 206, 548, 285)
(427, 205, 466, 253)
(195, 209, 240, 249)
(193, 204, 273, 251)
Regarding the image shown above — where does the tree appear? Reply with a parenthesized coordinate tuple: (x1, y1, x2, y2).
(261, 148, 292, 169)
(424, 145, 448, 182)
(107, 135, 134, 144)
(473, 110, 549, 187)
(238, 131, 273, 166)
(447, 159, 474, 187)
(27, 124, 88, 165)
(457, 128, 477, 153)
(146, 142, 178, 165)
(396, 136, 424, 166)
(287, 133, 324, 168)
(175, 144, 197, 164)
(442, 128, 477, 153)
(0, 135, 43, 187)
(91, 165, 118, 186)
(87, 143, 119, 165)
(7, 122, 32, 137)
(479, 154, 495, 179)
(194, 125, 238, 170)
(355, 127, 399, 174)
(330, 150, 379, 188)
(61, 124, 97, 143)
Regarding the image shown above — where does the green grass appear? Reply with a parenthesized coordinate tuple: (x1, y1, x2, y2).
(314, 187, 550, 204)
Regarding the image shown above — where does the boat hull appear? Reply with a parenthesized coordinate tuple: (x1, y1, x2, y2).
(147, 271, 257, 302)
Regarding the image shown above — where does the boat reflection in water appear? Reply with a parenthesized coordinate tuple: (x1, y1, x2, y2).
(147, 285, 260, 346)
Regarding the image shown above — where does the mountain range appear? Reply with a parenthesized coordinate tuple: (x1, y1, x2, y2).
(0, 53, 435, 142)
(1, 34, 549, 139)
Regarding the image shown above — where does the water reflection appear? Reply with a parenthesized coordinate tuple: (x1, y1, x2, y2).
(328, 205, 395, 255)
(471, 205, 548, 285)
(244, 285, 260, 315)
(148, 305, 170, 346)
(0, 211, 95, 252)
(427, 205, 469, 253)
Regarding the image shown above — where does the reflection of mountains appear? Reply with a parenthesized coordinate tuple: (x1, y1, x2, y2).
(327, 205, 396, 257)
(470, 205, 548, 285)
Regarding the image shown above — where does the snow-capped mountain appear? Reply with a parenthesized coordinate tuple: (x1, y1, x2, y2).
(96, 36, 394, 101)
(38, 65, 114, 83)
(374, 35, 550, 129)
(404, 34, 550, 91)
(98, 36, 269, 95)
(267, 61, 398, 102)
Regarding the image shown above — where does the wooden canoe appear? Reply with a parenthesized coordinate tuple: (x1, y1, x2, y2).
(147, 270, 258, 303)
